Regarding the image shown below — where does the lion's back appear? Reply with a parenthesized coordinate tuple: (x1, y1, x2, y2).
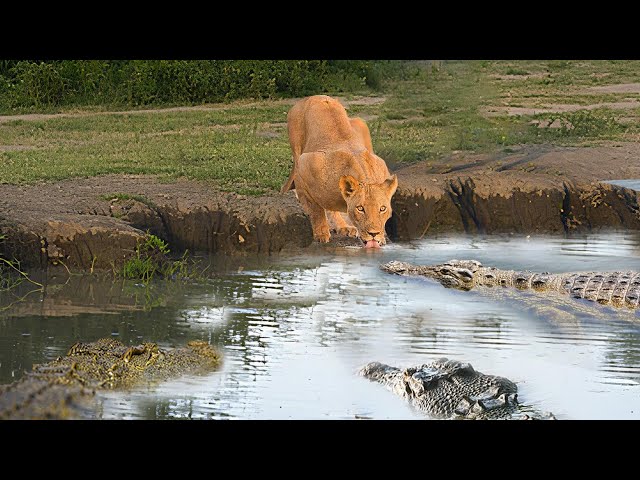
(285, 95, 391, 202)
(289, 95, 361, 153)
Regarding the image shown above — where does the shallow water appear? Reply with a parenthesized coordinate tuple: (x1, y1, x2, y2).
(605, 179, 640, 191)
(2, 232, 640, 420)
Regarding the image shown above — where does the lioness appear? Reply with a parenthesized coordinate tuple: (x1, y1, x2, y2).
(280, 95, 397, 248)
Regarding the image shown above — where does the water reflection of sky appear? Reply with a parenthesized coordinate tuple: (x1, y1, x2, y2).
(604, 179, 640, 191)
(2, 232, 640, 419)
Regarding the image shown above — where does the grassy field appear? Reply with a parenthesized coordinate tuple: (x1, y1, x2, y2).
(1, 60, 639, 194)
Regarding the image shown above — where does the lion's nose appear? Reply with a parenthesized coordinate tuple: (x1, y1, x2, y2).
(368, 231, 381, 238)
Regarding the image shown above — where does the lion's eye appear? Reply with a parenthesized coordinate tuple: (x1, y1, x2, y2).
(380, 206, 387, 212)
(356, 206, 365, 212)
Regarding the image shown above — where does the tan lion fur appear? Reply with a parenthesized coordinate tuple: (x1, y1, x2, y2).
(281, 95, 397, 245)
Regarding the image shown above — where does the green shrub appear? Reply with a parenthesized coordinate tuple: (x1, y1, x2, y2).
(120, 233, 192, 284)
(505, 67, 529, 75)
(534, 110, 625, 138)
(9, 61, 66, 108)
(0, 60, 403, 112)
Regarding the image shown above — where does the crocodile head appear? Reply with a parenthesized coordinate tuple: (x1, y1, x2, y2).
(359, 361, 398, 381)
(360, 358, 556, 420)
(430, 260, 482, 289)
(380, 259, 483, 290)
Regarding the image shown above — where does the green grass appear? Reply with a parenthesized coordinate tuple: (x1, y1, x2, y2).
(532, 109, 626, 138)
(505, 67, 530, 76)
(120, 233, 195, 284)
(1, 60, 639, 194)
(0, 102, 294, 194)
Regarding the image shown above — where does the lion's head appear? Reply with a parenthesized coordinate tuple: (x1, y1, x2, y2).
(339, 174, 398, 248)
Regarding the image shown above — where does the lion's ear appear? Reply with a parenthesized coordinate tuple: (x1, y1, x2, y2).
(384, 175, 398, 196)
(339, 175, 361, 199)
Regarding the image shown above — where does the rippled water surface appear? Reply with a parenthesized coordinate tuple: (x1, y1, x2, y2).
(2, 232, 640, 419)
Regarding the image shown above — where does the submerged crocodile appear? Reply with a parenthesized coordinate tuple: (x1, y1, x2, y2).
(0, 338, 221, 420)
(360, 358, 555, 420)
(381, 259, 640, 309)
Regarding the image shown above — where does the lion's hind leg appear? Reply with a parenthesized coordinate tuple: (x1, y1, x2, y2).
(350, 117, 374, 154)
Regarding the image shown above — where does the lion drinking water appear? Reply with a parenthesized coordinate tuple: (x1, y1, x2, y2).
(280, 95, 398, 248)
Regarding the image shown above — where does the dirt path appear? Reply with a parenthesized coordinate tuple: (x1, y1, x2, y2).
(586, 83, 640, 94)
(0, 103, 273, 124)
(0, 95, 386, 124)
(481, 100, 640, 117)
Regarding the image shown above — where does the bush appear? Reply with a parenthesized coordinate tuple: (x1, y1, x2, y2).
(9, 61, 66, 108)
(120, 234, 195, 284)
(534, 110, 625, 138)
(0, 60, 403, 112)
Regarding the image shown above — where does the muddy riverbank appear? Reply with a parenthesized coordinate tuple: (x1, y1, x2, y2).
(1, 143, 640, 270)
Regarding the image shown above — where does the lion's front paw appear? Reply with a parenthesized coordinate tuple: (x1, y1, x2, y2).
(337, 226, 358, 237)
(313, 230, 331, 243)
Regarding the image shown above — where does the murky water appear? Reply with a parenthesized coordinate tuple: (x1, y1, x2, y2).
(2, 232, 640, 419)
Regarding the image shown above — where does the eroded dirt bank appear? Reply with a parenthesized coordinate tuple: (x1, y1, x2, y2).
(0, 177, 313, 269)
(392, 143, 640, 237)
(1, 143, 640, 270)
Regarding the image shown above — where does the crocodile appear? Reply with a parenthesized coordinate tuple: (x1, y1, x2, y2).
(360, 358, 555, 420)
(0, 338, 221, 420)
(381, 259, 640, 309)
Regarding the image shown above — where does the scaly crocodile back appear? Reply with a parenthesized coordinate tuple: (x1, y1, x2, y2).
(381, 260, 640, 309)
(559, 271, 640, 307)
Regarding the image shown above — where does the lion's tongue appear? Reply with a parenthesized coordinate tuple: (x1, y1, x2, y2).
(364, 240, 380, 249)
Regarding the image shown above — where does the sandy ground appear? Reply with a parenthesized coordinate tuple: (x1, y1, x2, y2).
(481, 101, 640, 117)
(586, 83, 640, 94)
(0, 95, 386, 124)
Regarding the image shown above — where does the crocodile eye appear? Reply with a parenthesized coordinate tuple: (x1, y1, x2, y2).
(380, 206, 387, 212)
(356, 206, 364, 212)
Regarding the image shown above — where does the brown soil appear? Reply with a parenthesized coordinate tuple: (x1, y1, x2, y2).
(0, 175, 313, 269)
(0, 145, 34, 152)
(481, 100, 640, 117)
(0, 104, 236, 124)
(338, 96, 387, 106)
(0, 95, 385, 124)
(0, 101, 296, 124)
(490, 73, 549, 81)
(391, 142, 640, 237)
(2, 143, 640, 270)
(586, 83, 640, 94)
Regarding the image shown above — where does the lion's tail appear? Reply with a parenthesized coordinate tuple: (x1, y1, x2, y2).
(280, 158, 296, 193)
